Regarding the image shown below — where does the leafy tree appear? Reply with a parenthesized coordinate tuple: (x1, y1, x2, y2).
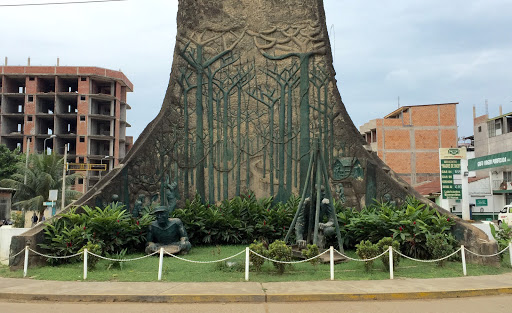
(0, 144, 24, 181)
(0, 153, 81, 219)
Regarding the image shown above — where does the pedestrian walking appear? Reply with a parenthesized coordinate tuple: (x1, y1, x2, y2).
(31, 212, 38, 227)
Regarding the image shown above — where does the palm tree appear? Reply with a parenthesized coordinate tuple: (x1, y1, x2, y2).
(0, 153, 82, 219)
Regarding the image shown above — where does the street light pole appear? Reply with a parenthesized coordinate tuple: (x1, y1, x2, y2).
(100, 155, 111, 180)
(43, 134, 56, 155)
(24, 137, 31, 185)
(61, 143, 68, 211)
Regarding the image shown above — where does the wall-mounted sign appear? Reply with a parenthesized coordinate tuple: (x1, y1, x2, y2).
(475, 199, 488, 206)
(439, 148, 467, 160)
(441, 159, 462, 199)
(468, 151, 512, 171)
(440, 147, 466, 200)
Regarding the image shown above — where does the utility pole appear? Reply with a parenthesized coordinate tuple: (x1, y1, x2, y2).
(24, 137, 31, 184)
(61, 144, 68, 210)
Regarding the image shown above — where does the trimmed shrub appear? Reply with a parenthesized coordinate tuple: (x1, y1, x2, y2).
(356, 240, 380, 272)
(426, 233, 454, 267)
(79, 241, 102, 270)
(376, 237, 400, 270)
(267, 240, 292, 274)
(249, 240, 267, 271)
(301, 244, 320, 267)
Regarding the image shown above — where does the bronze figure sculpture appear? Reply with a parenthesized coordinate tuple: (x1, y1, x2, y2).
(145, 206, 192, 255)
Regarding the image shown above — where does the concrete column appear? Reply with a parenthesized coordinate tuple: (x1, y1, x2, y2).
(461, 158, 470, 220)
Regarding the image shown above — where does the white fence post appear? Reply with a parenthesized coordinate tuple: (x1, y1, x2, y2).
(509, 242, 512, 267)
(330, 246, 334, 281)
(83, 248, 88, 280)
(23, 246, 29, 278)
(461, 245, 467, 276)
(158, 247, 164, 281)
(245, 247, 250, 281)
(389, 246, 394, 280)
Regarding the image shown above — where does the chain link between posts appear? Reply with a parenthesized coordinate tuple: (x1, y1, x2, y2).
(334, 248, 389, 262)
(249, 248, 330, 264)
(0, 248, 25, 263)
(28, 248, 82, 259)
(164, 249, 246, 263)
(464, 245, 509, 257)
(392, 247, 462, 263)
(87, 250, 160, 262)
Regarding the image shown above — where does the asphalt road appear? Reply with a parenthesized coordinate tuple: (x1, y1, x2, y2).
(1, 295, 510, 313)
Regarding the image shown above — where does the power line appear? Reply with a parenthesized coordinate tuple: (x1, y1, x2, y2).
(0, 0, 126, 7)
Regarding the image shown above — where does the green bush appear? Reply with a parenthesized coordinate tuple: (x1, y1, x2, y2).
(11, 211, 25, 228)
(173, 192, 296, 245)
(79, 242, 102, 270)
(39, 203, 154, 264)
(337, 197, 455, 260)
(376, 237, 400, 270)
(249, 240, 267, 272)
(301, 244, 320, 267)
(426, 233, 454, 267)
(106, 248, 127, 270)
(355, 240, 380, 272)
(490, 223, 512, 261)
(267, 240, 292, 274)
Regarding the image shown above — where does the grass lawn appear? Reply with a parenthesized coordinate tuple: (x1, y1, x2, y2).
(1, 245, 511, 282)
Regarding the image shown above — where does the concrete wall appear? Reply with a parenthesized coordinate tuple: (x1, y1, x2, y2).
(0, 226, 29, 265)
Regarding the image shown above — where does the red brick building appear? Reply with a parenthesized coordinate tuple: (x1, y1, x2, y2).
(0, 65, 133, 191)
(359, 103, 458, 185)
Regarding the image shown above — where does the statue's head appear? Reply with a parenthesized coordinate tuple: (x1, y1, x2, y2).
(383, 193, 392, 203)
(153, 206, 169, 226)
(112, 194, 120, 202)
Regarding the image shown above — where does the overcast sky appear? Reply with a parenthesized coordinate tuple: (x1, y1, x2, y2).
(1, 0, 511, 140)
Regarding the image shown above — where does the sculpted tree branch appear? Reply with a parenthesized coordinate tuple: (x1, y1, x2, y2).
(247, 24, 326, 189)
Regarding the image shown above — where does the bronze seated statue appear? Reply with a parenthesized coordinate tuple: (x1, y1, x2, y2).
(145, 206, 192, 255)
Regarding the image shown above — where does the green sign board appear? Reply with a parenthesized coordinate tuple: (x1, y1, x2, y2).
(475, 199, 488, 206)
(468, 151, 512, 171)
(441, 159, 462, 199)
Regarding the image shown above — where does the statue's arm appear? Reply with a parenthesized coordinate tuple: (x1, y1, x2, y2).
(146, 225, 154, 244)
(177, 220, 189, 241)
(295, 198, 309, 241)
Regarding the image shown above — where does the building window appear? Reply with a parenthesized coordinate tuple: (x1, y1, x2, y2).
(478, 126, 481, 133)
(78, 178, 84, 184)
(79, 137, 85, 143)
(28, 95, 33, 102)
(81, 77, 87, 82)
(504, 171, 512, 183)
(80, 95, 86, 101)
(80, 115, 85, 121)
(488, 119, 503, 138)
(27, 116, 33, 121)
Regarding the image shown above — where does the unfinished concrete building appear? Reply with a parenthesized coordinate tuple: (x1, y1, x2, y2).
(0, 64, 133, 191)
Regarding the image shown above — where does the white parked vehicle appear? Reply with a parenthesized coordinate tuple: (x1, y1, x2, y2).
(497, 205, 512, 227)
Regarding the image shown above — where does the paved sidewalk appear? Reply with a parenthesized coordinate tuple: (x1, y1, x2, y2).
(1, 274, 512, 303)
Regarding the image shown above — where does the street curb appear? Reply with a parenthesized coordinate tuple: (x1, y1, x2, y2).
(1, 288, 512, 303)
(0, 293, 266, 303)
(266, 287, 512, 302)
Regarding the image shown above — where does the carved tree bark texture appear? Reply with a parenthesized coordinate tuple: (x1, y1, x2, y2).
(8, 0, 498, 268)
